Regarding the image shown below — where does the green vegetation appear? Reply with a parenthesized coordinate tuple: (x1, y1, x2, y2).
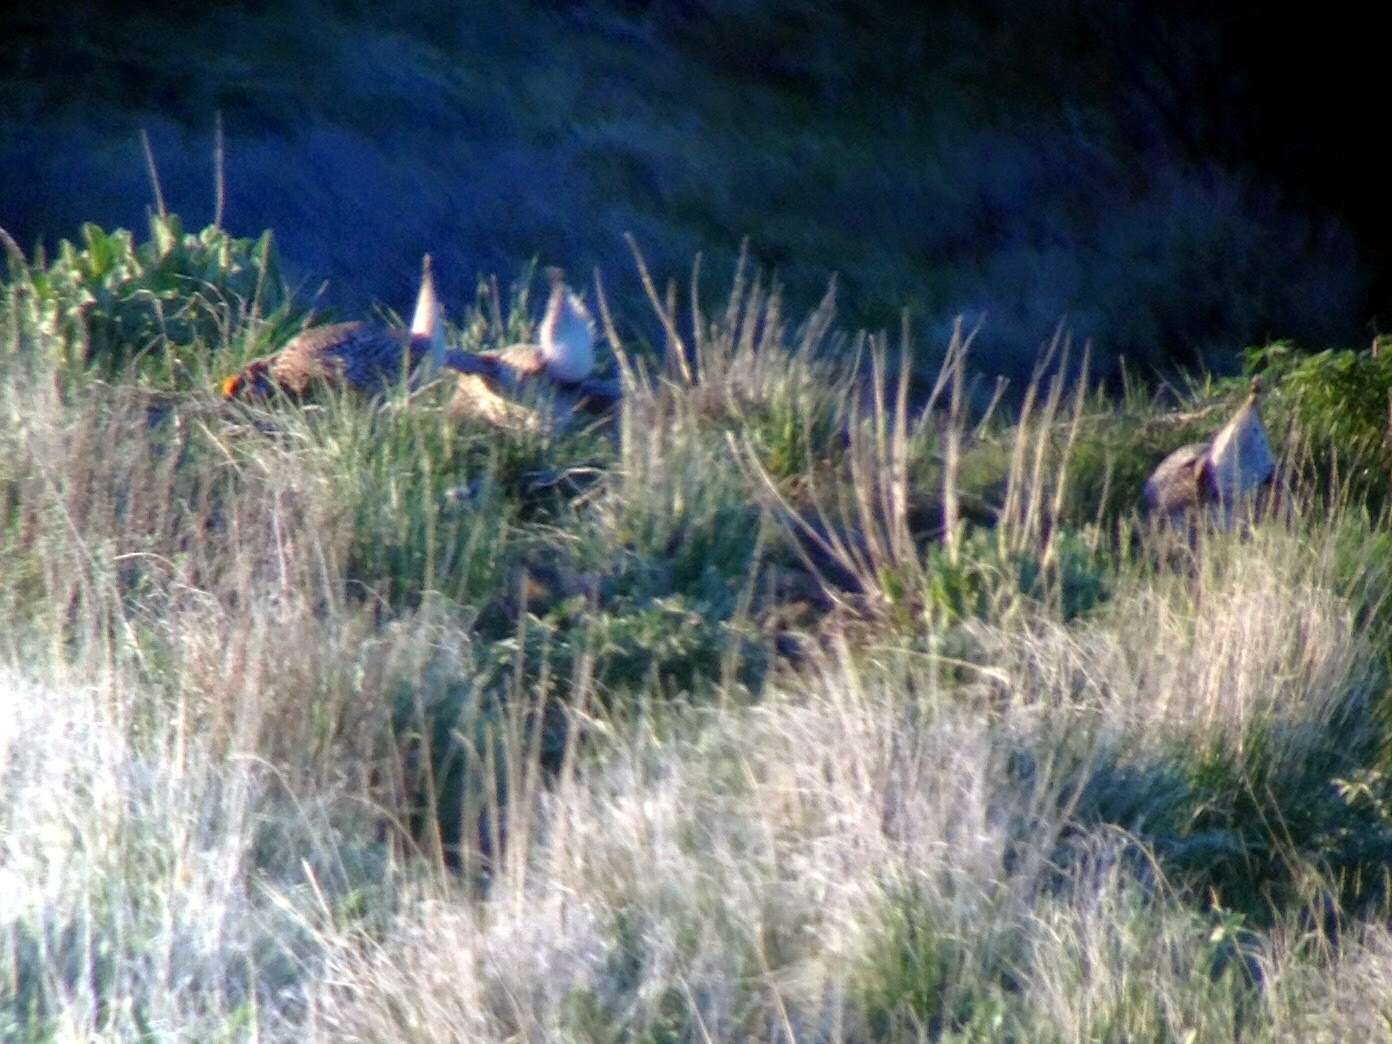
(4, 213, 289, 379)
(3, 215, 1392, 1040)
(1247, 340, 1392, 506)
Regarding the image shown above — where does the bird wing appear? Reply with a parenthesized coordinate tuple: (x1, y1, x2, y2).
(270, 322, 419, 395)
(267, 322, 361, 394)
(1143, 442, 1209, 515)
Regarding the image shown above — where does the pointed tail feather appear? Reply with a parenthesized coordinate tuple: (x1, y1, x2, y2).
(411, 253, 447, 372)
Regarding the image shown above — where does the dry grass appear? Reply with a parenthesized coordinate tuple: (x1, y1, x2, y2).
(2, 242, 1392, 1040)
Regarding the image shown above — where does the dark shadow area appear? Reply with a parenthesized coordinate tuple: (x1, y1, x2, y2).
(1, 0, 1386, 384)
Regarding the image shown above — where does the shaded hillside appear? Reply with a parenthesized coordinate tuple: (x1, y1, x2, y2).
(0, 0, 1376, 383)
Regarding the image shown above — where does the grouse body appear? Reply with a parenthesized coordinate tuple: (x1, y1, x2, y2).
(222, 255, 445, 400)
(1143, 377, 1276, 525)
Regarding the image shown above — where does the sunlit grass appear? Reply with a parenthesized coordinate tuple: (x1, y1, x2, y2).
(2, 220, 1392, 1039)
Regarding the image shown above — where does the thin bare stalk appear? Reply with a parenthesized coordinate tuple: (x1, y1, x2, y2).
(625, 232, 692, 384)
(139, 127, 167, 220)
(212, 110, 226, 230)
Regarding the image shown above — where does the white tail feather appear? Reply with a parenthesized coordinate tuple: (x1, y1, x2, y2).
(538, 270, 595, 382)
(411, 254, 446, 369)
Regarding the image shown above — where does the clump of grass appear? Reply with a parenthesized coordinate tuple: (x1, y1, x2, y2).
(959, 510, 1392, 923)
(0, 665, 379, 1038)
(305, 643, 1056, 1040)
(738, 319, 1113, 635)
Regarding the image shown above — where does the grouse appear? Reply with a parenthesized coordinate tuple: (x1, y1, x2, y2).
(221, 255, 445, 401)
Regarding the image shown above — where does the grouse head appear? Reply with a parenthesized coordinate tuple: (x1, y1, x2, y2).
(220, 360, 276, 400)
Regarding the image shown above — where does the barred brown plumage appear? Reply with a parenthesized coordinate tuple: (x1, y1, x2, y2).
(221, 255, 445, 401)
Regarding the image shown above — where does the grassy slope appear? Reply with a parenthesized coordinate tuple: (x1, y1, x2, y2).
(4, 220, 1392, 1039)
